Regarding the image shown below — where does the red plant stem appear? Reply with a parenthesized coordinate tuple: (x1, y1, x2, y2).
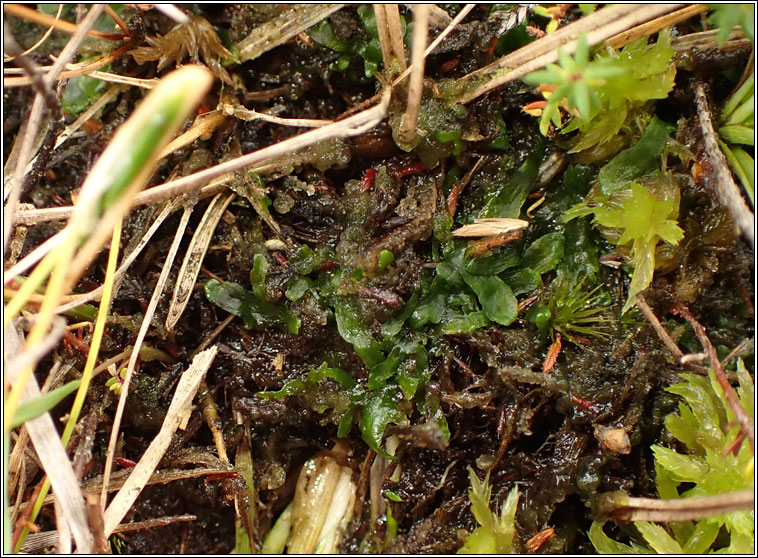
(672, 301, 754, 452)
(392, 162, 425, 179)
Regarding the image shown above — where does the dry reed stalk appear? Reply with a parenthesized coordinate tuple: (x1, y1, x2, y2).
(398, 4, 430, 144)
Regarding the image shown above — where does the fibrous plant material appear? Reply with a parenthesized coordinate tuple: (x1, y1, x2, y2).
(695, 81, 755, 247)
(237, 4, 346, 62)
(102, 346, 218, 536)
(3, 4, 754, 554)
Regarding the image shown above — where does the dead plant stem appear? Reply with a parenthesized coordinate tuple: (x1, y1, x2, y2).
(398, 4, 430, 143)
(694, 82, 755, 248)
(673, 301, 754, 452)
(100, 202, 196, 511)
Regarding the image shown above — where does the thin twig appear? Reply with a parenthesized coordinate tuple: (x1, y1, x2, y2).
(13, 90, 391, 226)
(447, 155, 487, 216)
(103, 347, 218, 536)
(3, 4, 125, 41)
(100, 202, 195, 512)
(3, 4, 63, 63)
(3, 46, 131, 87)
(635, 293, 684, 361)
(4, 4, 106, 254)
(223, 105, 331, 128)
(603, 4, 708, 49)
(601, 489, 754, 522)
(104, 4, 129, 35)
(456, 4, 681, 104)
(672, 300, 754, 452)
(398, 4, 430, 144)
(694, 82, 755, 248)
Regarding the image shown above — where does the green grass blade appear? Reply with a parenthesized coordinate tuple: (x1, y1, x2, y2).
(9, 380, 81, 430)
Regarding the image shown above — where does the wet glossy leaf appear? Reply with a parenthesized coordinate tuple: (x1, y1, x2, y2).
(479, 141, 545, 218)
(597, 117, 674, 194)
(204, 279, 300, 333)
(359, 387, 403, 459)
(521, 232, 565, 274)
(462, 273, 517, 326)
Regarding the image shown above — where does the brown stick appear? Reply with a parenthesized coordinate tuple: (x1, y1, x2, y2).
(601, 489, 754, 522)
(672, 300, 754, 452)
(3, 4, 126, 41)
(694, 82, 755, 248)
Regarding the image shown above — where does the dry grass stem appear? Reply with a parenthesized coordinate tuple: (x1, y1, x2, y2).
(385, 4, 407, 74)
(21, 514, 198, 554)
(457, 4, 681, 104)
(159, 112, 229, 159)
(3, 3, 124, 41)
(224, 105, 332, 128)
(55, 200, 180, 314)
(166, 193, 235, 331)
(4, 4, 105, 253)
(237, 4, 345, 62)
(694, 81, 755, 248)
(85, 494, 110, 554)
(103, 346, 218, 536)
(3, 4, 62, 63)
(26, 465, 233, 513)
(5, 323, 93, 552)
(4, 317, 66, 380)
(603, 4, 709, 49)
(398, 4, 430, 144)
(4, 47, 130, 87)
(13, 86, 390, 229)
(374, 4, 407, 79)
(604, 489, 755, 522)
(407, 3, 451, 27)
(100, 202, 195, 510)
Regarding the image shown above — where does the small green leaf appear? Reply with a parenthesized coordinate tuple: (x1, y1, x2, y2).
(308, 362, 355, 390)
(520, 232, 565, 274)
(462, 273, 517, 326)
(11, 380, 82, 429)
(62, 73, 108, 115)
(250, 253, 268, 299)
(479, 141, 545, 219)
(651, 445, 709, 481)
(635, 522, 683, 554)
(359, 388, 403, 459)
(597, 117, 674, 194)
(588, 522, 644, 554)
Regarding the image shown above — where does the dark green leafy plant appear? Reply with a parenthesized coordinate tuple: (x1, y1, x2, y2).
(307, 5, 404, 78)
(590, 362, 754, 554)
(526, 269, 609, 345)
